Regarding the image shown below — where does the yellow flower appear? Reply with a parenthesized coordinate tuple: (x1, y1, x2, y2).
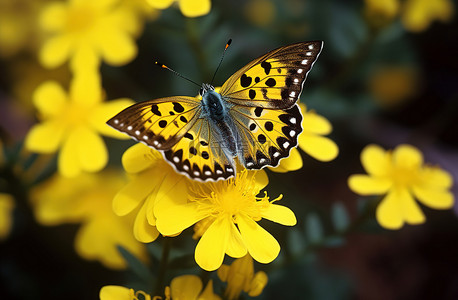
(368, 66, 418, 108)
(269, 103, 338, 173)
(348, 144, 455, 229)
(298, 104, 339, 162)
(217, 254, 268, 300)
(39, 0, 139, 72)
(146, 0, 211, 18)
(244, 0, 276, 27)
(0, 193, 15, 241)
(100, 275, 220, 300)
(25, 73, 133, 177)
(155, 169, 296, 271)
(363, 0, 400, 28)
(402, 0, 454, 32)
(30, 170, 147, 269)
(113, 143, 190, 243)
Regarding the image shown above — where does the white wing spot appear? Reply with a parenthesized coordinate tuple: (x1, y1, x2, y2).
(127, 125, 133, 131)
(183, 165, 189, 171)
(283, 141, 290, 149)
(193, 171, 200, 176)
(143, 135, 149, 140)
(153, 140, 159, 146)
(119, 123, 124, 127)
(204, 170, 212, 176)
(301, 59, 308, 65)
(135, 130, 140, 136)
(247, 162, 254, 167)
(216, 169, 223, 175)
(308, 44, 314, 50)
(259, 158, 266, 164)
(289, 130, 296, 137)
(113, 119, 119, 124)
(294, 78, 299, 84)
(173, 156, 180, 163)
(306, 51, 312, 56)
(290, 91, 296, 97)
(227, 167, 233, 173)
(273, 151, 280, 158)
(297, 69, 303, 74)
(290, 117, 297, 124)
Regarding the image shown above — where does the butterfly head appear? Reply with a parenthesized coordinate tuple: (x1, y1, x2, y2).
(199, 83, 215, 97)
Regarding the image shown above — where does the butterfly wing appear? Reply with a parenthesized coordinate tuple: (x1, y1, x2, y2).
(220, 41, 323, 109)
(107, 96, 202, 150)
(230, 104, 302, 169)
(163, 117, 236, 181)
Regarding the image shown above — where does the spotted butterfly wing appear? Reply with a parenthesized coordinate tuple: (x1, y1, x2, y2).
(107, 96, 235, 180)
(220, 41, 323, 109)
(222, 41, 323, 169)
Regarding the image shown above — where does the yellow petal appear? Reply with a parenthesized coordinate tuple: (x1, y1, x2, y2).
(75, 127, 108, 173)
(398, 188, 425, 225)
(96, 32, 137, 66)
(39, 35, 73, 69)
(99, 285, 131, 300)
(146, 0, 175, 9)
(33, 81, 67, 118)
(70, 70, 102, 107)
(360, 144, 390, 176)
(253, 169, 269, 190)
(122, 144, 156, 174)
(179, 0, 211, 17)
(298, 134, 339, 161)
(302, 109, 332, 135)
(261, 203, 297, 226)
(420, 166, 453, 189)
(133, 202, 160, 243)
(39, 2, 66, 31)
(195, 216, 230, 271)
(248, 271, 268, 297)
(269, 147, 303, 173)
(0, 194, 14, 240)
(70, 43, 100, 73)
(25, 121, 66, 153)
(58, 129, 83, 177)
(392, 144, 423, 169)
(156, 203, 207, 236)
(90, 98, 135, 138)
(412, 186, 454, 209)
(112, 168, 158, 216)
(170, 275, 202, 299)
(226, 222, 247, 258)
(348, 175, 391, 195)
(237, 214, 279, 264)
(376, 191, 403, 230)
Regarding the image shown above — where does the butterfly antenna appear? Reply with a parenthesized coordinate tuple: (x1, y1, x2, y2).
(155, 61, 201, 87)
(210, 39, 232, 86)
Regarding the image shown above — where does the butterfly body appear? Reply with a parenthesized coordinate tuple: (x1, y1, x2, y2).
(108, 41, 323, 181)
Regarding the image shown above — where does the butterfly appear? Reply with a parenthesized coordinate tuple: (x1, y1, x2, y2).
(107, 41, 323, 181)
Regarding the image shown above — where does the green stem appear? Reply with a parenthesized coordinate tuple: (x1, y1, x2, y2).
(154, 237, 172, 295)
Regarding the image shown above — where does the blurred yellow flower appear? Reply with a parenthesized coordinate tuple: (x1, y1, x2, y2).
(155, 169, 296, 271)
(402, 0, 454, 32)
(364, 0, 400, 28)
(146, 0, 211, 17)
(244, 0, 276, 27)
(0, 193, 15, 241)
(113, 143, 189, 243)
(369, 66, 418, 108)
(25, 73, 133, 177)
(217, 254, 268, 300)
(31, 170, 147, 269)
(38, 0, 139, 72)
(348, 144, 455, 229)
(100, 275, 220, 300)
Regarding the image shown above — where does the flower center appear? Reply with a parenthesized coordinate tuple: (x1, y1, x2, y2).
(66, 5, 97, 33)
(389, 165, 420, 188)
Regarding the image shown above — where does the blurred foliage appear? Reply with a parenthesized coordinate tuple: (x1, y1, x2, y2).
(1, 0, 458, 299)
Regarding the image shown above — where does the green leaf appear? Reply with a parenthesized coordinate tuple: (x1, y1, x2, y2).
(305, 213, 323, 244)
(331, 202, 350, 232)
